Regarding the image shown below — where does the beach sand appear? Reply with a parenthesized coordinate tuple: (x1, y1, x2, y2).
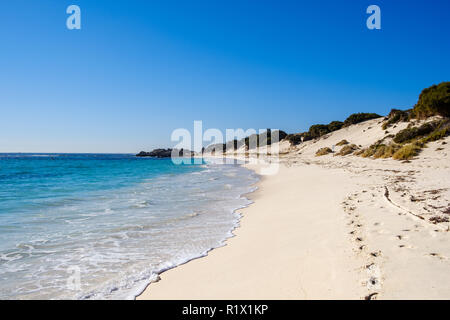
(138, 163, 366, 299)
(138, 118, 450, 300)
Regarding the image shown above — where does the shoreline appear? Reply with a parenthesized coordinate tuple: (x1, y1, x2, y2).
(137, 160, 365, 299)
(133, 160, 262, 300)
(138, 118, 450, 300)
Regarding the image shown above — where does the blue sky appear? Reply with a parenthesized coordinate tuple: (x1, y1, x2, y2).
(0, 0, 449, 153)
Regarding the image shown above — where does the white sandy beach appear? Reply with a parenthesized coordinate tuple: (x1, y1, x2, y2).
(138, 118, 450, 300)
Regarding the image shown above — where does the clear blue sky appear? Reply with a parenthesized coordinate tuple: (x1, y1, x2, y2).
(1, 0, 449, 153)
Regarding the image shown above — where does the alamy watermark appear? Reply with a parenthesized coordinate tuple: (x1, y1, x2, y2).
(170, 121, 281, 175)
(66, 5, 81, 30)
(366, 5, 381, 30)
(65, 5, 381, 31)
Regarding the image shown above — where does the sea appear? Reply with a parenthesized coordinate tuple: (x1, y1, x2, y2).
(0, 154, 258, 299)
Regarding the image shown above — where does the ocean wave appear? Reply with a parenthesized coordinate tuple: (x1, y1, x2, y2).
(0, 157, 259, 300)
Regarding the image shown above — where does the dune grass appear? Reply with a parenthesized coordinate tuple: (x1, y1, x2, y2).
(336, 139, 349, 146)
(336, 144, 358, 156)
(392, 143, 422, 160)
(315, 147, 333, 156)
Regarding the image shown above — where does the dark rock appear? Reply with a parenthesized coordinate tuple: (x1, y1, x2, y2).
(136, 148, 194, 158)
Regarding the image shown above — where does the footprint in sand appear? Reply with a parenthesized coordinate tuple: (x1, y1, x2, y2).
(427, 253, 448, 260)
(398, 244, 416, 249)
(365, 262, 375, 270)
(365, 292, 378, 300)
(370, 251, 382, 258)
(364, 263, 382, 293)
(367, 277, 379, 287)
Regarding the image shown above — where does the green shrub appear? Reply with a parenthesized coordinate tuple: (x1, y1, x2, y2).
(288, 119, 344, 144)
(285, 134, 303, 145)
(373, 144, 401, 159)
(343, 113, 382, 127)
(266, 129, 287, 145)
(382, 109, 410, 130)
(327, 121, 344, 132)
(358, 139, 383, 158)
(285, 131, 315, 145)
(372, 144, 388, 158)
(356, 119, 448, 161)
(309, 124, 331, 138)
(393, 143, 422, 160)
(361, 147, 376, 158)
(336, 144, 358, 156)
(336, 139, 349, 146)
(421, 128, 449, 143)
(300, 132, 314, 141)
(393, 122, 437, 144)
(315, 147, 333, 156)
(411, 82, 450, 118)
(245, 129, 287, 149)
(357, 142, 400, 159)
(302, 121, 345, 141)
(383, 144, 401, 158)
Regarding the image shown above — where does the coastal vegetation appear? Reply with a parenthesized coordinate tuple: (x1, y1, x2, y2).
(140, 82, 449, 161)
(393, 121, 438, 144)
(382, 109, 410, 130)
(285, 113, 380, 146)
(315, 147, 333, 156)
(336, 144, 359, 156)
(392, 142, 422, 160)
(336, 139, 349, 146)
(342, 113, 382, 127)
(350, 82, 450, 160)
(422, 126, 449, 143)
(356, 142, 400, 159)
(244, 129, 287, 150)
(285, 133, 304, 145)
(411, 82, 450, 119)
(203, 129, 287, 154)
(356, 118, 450, 160)
(380, 82, 449, 129)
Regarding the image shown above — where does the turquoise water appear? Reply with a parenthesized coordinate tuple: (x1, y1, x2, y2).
(0, 154, 258, 299)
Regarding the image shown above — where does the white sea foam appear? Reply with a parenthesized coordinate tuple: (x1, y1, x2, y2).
(0, 161, 258, 300)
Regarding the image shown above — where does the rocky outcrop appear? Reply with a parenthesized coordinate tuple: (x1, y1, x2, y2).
(136, 149, 195, 158)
